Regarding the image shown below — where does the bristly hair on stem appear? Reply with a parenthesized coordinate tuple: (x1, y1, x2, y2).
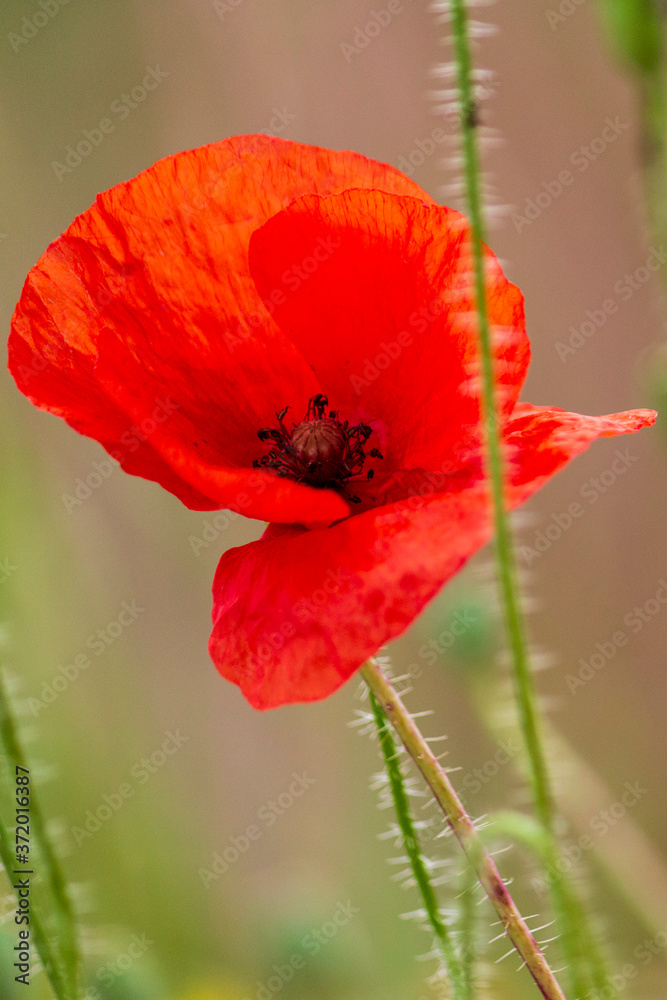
(437, 0, 611, 994)
(365, 681, 466, 998)
(361, 658, 568, 1000)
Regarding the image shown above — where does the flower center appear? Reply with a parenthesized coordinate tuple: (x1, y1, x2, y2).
(253, 393, 383, 502)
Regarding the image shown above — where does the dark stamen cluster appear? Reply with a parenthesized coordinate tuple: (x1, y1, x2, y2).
(253, 393, 383, 502)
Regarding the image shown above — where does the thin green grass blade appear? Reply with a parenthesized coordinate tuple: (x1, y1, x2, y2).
(0, 669, 80, 998)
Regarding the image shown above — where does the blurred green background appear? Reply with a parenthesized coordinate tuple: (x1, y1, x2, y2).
(1, 1, 667, 998)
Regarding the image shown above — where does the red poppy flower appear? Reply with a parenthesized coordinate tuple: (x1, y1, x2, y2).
(9, 135, 656, 709)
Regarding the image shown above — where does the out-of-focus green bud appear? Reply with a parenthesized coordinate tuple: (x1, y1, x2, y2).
(598, 0, 664, 73)
(419, 591, 498, 674)
(244, 900, 368, 999)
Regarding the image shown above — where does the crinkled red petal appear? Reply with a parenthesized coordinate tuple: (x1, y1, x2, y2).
(210, 405, 656, 708)
(92, 330, 349, 524)
(249, 189, 529, 482)
(9, 136, 432, 511)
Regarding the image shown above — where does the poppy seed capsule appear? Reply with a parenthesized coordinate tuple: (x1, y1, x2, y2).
(290, 418, 347, 485)
(253, 393, 377, 498)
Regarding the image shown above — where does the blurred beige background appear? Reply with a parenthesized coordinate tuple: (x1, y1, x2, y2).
(1, 2, 666, 998)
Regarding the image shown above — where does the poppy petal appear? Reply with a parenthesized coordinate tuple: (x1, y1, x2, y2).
(92, 329, 349, 524)
(249, 188, 529, 481)
(503, 403, 658, 494)
(210, 405, 655, 708)
(9, 136, 432, 509)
